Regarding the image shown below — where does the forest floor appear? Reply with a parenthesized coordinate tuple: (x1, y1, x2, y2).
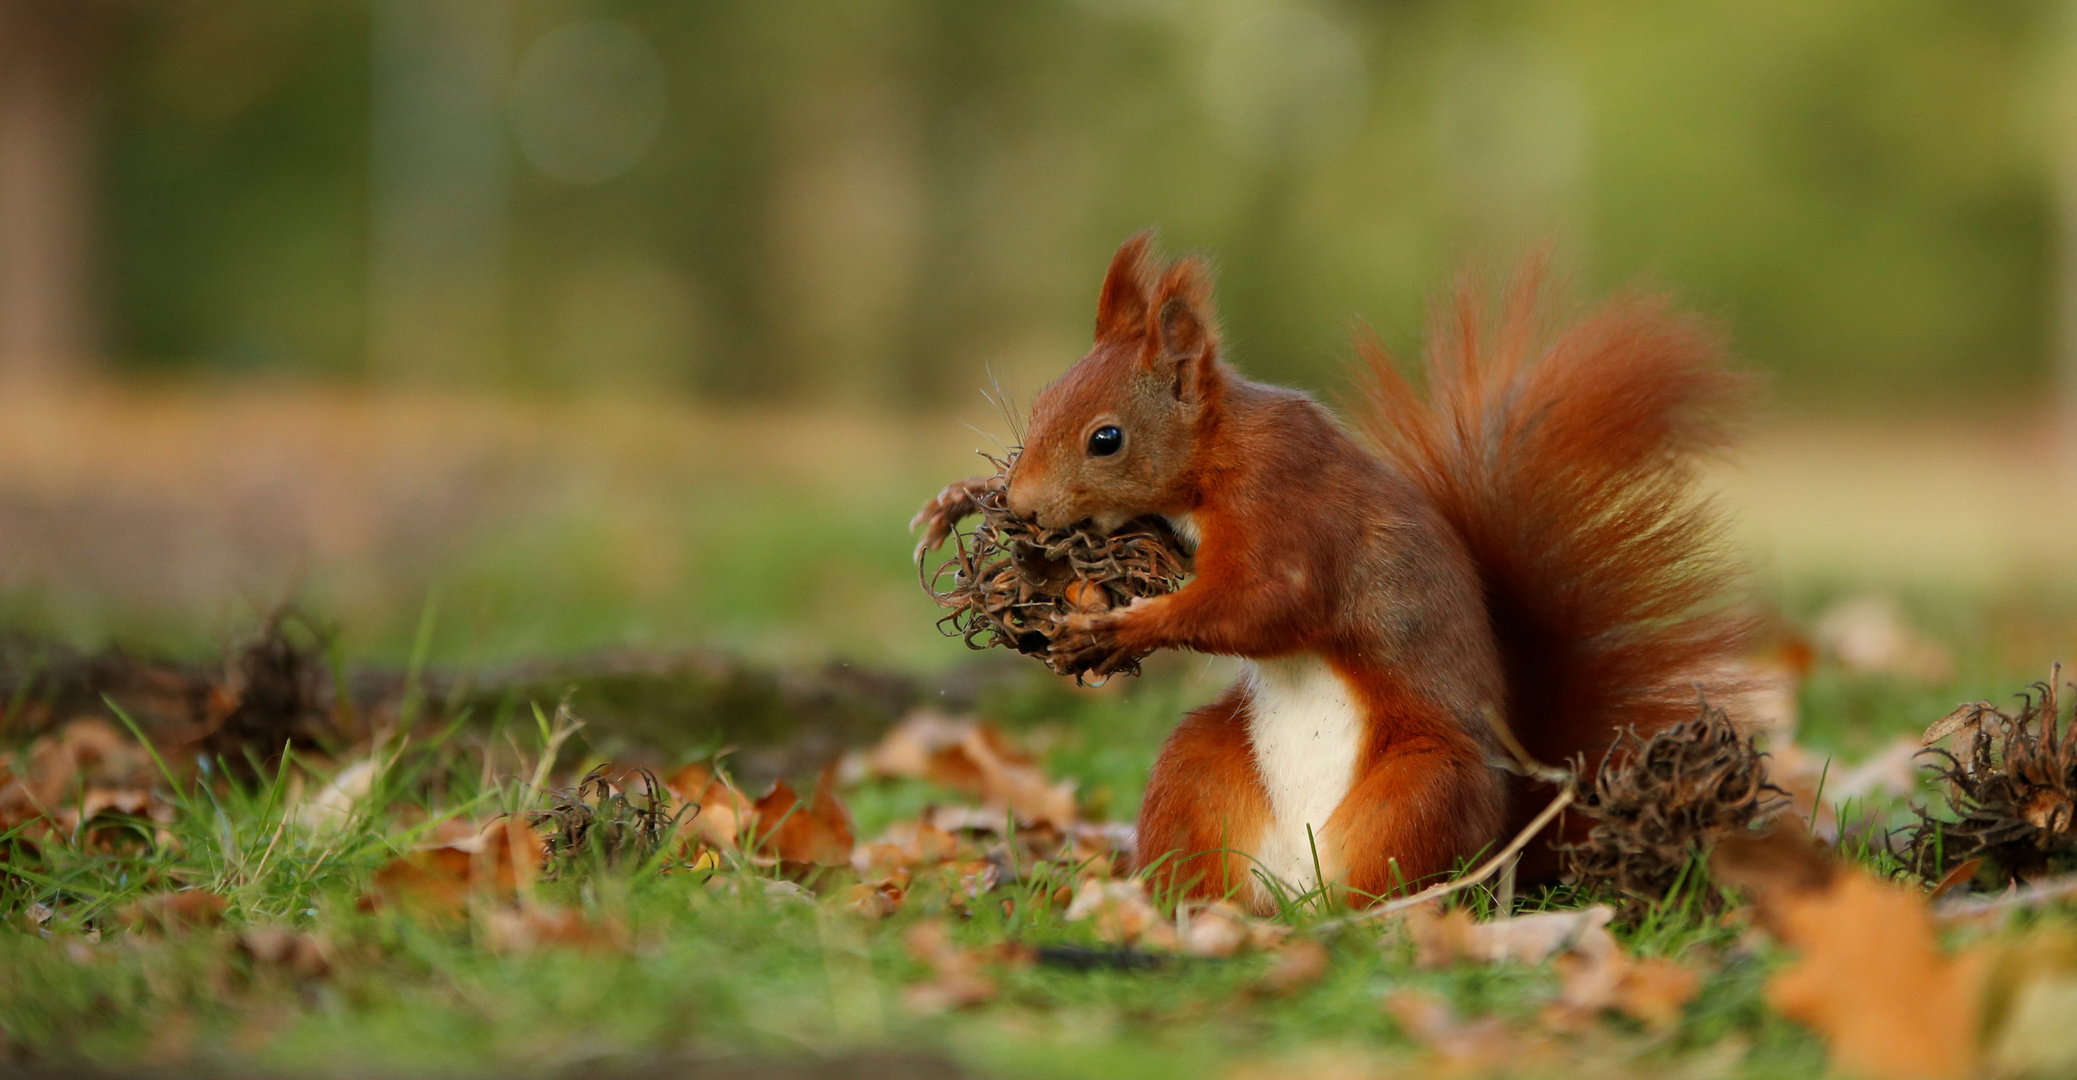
(2, 389, 2076, 1078)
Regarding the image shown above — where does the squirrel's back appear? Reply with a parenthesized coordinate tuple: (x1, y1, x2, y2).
(1354, 263, 1755, 856)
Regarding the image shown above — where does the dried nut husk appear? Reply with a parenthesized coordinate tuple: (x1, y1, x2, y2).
(1904, 666, 2077, 886)
(922, 455, 1190, 680)
(1561, 703, 1788, 919)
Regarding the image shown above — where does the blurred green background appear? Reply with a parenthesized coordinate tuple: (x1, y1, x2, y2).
(2, 0, 2075, 668)
(21, 0, 2065, 399)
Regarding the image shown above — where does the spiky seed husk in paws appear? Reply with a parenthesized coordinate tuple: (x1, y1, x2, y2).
(1561, 703, 1788, 919)
(922, 454, 1191, 680)
(1905, 666, 2077, 885)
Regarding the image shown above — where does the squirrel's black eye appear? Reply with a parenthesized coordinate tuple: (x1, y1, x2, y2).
(1087, 425, 1124, 457)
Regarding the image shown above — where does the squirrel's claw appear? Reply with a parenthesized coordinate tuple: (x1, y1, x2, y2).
(910, 474, 994, 562)
(1048, 608, 1128, 674)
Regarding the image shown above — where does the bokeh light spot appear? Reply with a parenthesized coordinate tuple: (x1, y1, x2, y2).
(1202, 7, 1370, 163)
(508, 19, 668, 186)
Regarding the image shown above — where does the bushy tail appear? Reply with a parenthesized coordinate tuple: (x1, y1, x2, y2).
(1355, 263, 1755, 829)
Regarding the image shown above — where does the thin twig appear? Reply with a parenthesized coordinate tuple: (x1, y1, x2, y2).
(1479, 705, 1571, 785)
(1935, 870, 2077, 920)
(1313, 785, 1575, 933)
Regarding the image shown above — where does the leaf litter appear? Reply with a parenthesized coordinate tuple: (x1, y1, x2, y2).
(9, 607, 2077, 1079)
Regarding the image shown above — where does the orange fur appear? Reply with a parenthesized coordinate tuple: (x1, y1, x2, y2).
(1134, 687, 1271, 902)
(1354, 260, 1756, 872)
(919, 236, 1753, 909)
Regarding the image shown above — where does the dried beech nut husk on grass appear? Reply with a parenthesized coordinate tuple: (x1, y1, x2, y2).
(1561, 703, 1787, 919)
(1904, 665, 2077, 885)
(922, 455, 1191, 681)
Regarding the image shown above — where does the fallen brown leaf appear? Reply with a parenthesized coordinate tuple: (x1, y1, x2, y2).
(287, 758, 378, 833)
(1545, 937, 1701, 1033)
(363, 816, 545, 918)
(235, 926, 332, 979)
(851, 819, 961, 876)
(1406, 904, 1616, 968)
(1256, 939, 1330, 996)
(19, 718, 159, 805)
(902, 919, 997, 1012)
(663, 762, 758, 851)
(921, 856, 1005, 913)
(1385, 989, 1537, 1074)
(1064, 877, 1178, 950)
(482, 904, 621, 954)
(1400, 903, 1701, 1032)
(1928, 858, 1984, 902)
(1715, 827, 1986, 1080)
(1221, 1049, 1397, 1080)
(0, 718, 172, 846)
(1768, 872, 1986, 1080)
(1708, 827, 1838, 935)
(1813, 595, 1952, 683)
(850, 712, 1078, 828)
(118, 890, 225, 934)
(1180, 901, 1290, 958)
(842, 870, 909, 920)
(751, 769, 855, 868)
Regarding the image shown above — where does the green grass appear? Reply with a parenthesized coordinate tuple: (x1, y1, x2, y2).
(3, 631, 2017, 1080)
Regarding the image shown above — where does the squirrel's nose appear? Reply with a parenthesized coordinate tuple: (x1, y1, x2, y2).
(1005, 477, 1043, 522)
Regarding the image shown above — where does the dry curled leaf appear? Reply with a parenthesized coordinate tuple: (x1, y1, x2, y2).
(363, 816, 544, 918)
(842, 874, 907, 920)
(1179, 901, 1290, 958)
(483, 904, 622, 955)
(1255, 939, 1330, 996)
(1064, 877, 1178, 951)
(118, 890, 225, 935)
(1769, 873, 1987, 1080)
(1716, 827, 1986, 1079)
(751, 769, 855, 869)
(663, 762, 758, 852)
(1708, 827, 1839, 936)
(1813, 595, 1952, 683)
(848, 712, 1079, 829)
(1400, 902, 1700, 1032)
(0, 718, 172, 847)
(235, 926, 333, 980)
(1385, 990, 1540, 1074)
(902, 920, 998, 1013)
(1545, 938, 1701, 1033)
(852, 819, 962, 877)
(1406, 904, 1617, 969)
(287, 758, 377, 833)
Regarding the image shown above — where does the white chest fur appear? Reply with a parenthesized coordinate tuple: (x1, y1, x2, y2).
(1244, 653, 1364, 895)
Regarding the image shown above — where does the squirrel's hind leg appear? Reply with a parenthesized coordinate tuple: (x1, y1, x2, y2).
(1325, 728, 1506, 907)
(1133, 684, 1274, 911)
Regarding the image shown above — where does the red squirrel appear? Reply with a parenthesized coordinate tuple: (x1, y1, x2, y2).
(914, 233, 1752, 910)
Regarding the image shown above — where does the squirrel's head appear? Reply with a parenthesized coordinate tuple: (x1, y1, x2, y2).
(1007, 232, 1224, 532)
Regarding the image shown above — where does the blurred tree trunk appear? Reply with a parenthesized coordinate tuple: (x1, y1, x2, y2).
(0, 0, 104, 388)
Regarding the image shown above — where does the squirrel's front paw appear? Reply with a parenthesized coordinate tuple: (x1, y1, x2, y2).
(909, 475, 996, 562)
(1048, 609, 1129, 676)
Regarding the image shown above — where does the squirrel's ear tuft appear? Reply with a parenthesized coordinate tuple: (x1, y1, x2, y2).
(1095, 231, 1156, 343)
